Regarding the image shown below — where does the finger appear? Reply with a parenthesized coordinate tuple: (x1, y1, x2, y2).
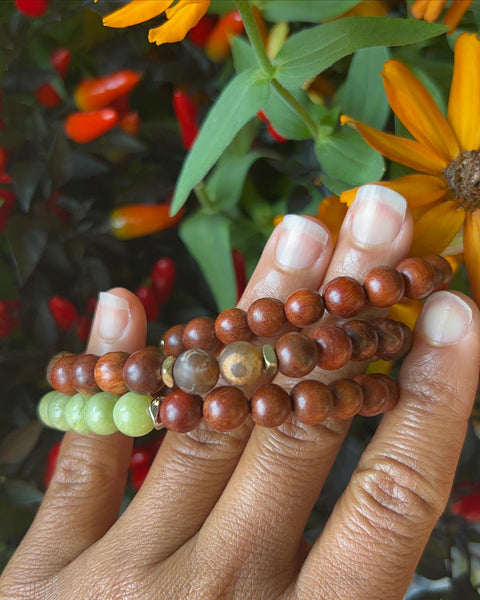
(185, 185, 413, 596)
(6, 289, 146, 581)
(301, 291, 480, 600)
(104, 215, 333, 563)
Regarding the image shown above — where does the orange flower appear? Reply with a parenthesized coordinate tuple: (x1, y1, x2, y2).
(411, 0, 473, 33)
(341, 33, 480, 305)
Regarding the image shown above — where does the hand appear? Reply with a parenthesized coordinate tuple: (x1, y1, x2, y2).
(1, 185, 479, 600)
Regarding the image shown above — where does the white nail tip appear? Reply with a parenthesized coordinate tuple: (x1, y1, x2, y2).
(281, 214, 329, 242)
(355, 184, 407, 217)
(98, 292, 129, 312)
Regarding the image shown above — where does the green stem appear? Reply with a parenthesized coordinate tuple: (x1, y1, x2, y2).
(194, 182, 215, 211)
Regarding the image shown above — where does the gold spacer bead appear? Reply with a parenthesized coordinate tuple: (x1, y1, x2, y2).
(262, 344, 278, 377)
(162, 355, 176, 388)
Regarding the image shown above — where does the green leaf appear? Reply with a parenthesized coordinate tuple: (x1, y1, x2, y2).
(11, 159, 45, 213)
(232, 35, 256, 73)
(171, 68, 270, 215)
(258, 0, 360, 23)
(5, 215, 48, 286)
(179, 211, 236, 311)
(315, 127, 385, 187)
(274, 17, 448, 89)
(263, 87, 312, 140)
(47, 127, 73, 189)
(334, 46, 391, 129)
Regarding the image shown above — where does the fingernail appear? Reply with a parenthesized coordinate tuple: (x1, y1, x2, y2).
(97, 292, 130, 341)
(351, 184, 407, 247)
(275, 215, 329, 270)
(422, 292, 472, 346)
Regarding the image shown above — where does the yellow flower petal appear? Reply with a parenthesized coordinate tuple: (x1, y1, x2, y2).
(463, 208, 480, 306)
(341, 115, 448, 174)
(317, 195, 347, 244)
(149, 0, 210, 44)
(103, 0, 174, 28)
(424, 0, 448, 21)
(411, 0, 430, 19)
(388, 298, 423, 331)
(448, 33, 480, 151)
(165, 0, 209, 19)
(410, 200, 465, 256)
(382, 60, 459, 162)
(443, 0, 473, 32)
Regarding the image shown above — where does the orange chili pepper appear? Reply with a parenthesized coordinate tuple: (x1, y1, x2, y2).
(205, 10, 244, 62)
(109, 204, 185, 240)
(74, 70, 141, 111)
(64, 108, 119, 144)
(119, 111, 140, 136)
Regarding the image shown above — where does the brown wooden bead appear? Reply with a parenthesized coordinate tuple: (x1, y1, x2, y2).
(247, 297, 286, 338)
(163, 324, 186, 357)
(341, 319, 378, 361)
(173, 348, 219, 394)
(72, 354, 100, 395)
(275, 332, 318, 378)
(328, 378, 364, 419)
(396, 257, 435, 299)
(183, 316, 220, 353)
(159, 390, 203, 433)
(49, 353, 78, 395)
(94, 351, 129, 395)
(354, 373, 391, 417)
(310, 325, 352, 370)
(291, 380, 333, 425)
(389, 322, 413, 360)
(203, 386, 249, 431)
(364, 266, 405, 307)
(372, 318, 406, 360)
(323, 276, 367, 318)
(214, 308, 252, 344)
(218, 341, 263, 386)
(124, 348, 164, 395)
(251, 384, 291, 427)
(373, 373, 400, 412)
(424, 255, 453, 291)
(46, 351, 74, 387)
(284, 288, 324, 328)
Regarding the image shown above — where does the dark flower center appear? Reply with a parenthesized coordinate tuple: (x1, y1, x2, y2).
(443, 150, 480, 209)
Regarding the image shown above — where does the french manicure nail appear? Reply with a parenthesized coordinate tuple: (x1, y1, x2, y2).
(275, 214, 329, 270)
(97, 292, 130, 341)
(351, 184, 407, 247)
(422, 291, 472, 346)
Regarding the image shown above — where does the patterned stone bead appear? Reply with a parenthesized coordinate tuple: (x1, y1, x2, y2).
(291, 380, 333, 425)
(159, 390, 203, 433)
(341, 320, 378, 362)
(214, 308, 252, 344)
(424, 255, 453, 291)
(123, 348, 164, 395)
(49, 353, 78, 395)
(183, 316, 220, 353)
(328, 379, 364, 419)
(218, 341, 263, 387)
(173, 348, 219, 395)
(94, 352, 130, 395)
(163, 324, 186, 357)
(396, 257, 435, 299)
(323, 276, 367, 318)
(72, 354, 100, 395)
(275, 332, 318, 378)
(364, 266, 405, 307)
(247, 298, 286, 338)
(354, 373, 391, 417)
(372, 318, 406, 360)
(203, 386, 249, 431)
(310, 325, 353, 370)
(250, 384, 291, 427)
(284, 288, 324, 328)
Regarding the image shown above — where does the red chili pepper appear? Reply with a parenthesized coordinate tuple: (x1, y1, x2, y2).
(109, 204, 184, 240)
(266, 122, 287, 143)
(48, 295, 79, 331)
(0, 188, 16, 231)
(119, 111, 140, 136)
(135, 285, 160, 322)
(451, 490, 480, 522)
(51, 48, 71, 79)
(76, 315, 92, 343)
(232, 248, 247, 302)
(129, 447, 152, 470)
(64, 108, 119, 144)
(205, 10, 244, 62)
(35, 48, 71, 108)
(74, 70, 142, 112)
(15, 0, 49, 18)
(130, 462, 151, 491)
(172, 89, 199, 150)
(46, 190, 71, 225)
(150, 257, 176, 304)
(43, 441, 61, 489)
(109, 94, 130, 117)
(0, 299, 19, 338)
(257, 110, 268, 122)
(0, 148, 9, 174)
(142, 434, 165, 457)
(0, 173, 11, 185)
(188, 15, 218, 46)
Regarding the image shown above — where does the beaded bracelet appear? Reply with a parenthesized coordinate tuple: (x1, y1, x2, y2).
(37, 255, 453, 438)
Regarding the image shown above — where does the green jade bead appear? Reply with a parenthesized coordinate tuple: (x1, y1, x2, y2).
(113, 391, 154, 437)
(47, 392, 71, 431)
(38, 390, 61, 427)
(85, 392, 119, 435)
(65, 393, 92, 434)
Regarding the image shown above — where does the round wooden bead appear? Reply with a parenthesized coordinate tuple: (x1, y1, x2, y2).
(72, 354, 100, 395)
(389, 322, 413, 360)
(275, 332, 318, 378)
(323, 276, 367, 318)
(250, 384, 291, 427)
(49, 353, 78, 395)
(159, 390, 203, 433)
(396, 257, 435, 299)
(46, 351, 74, 387)
(291, 380, 333, 425)
(284, 288, 325, 328)
(372, 318, 406, 360)
(328, 379, 364, 419)
(354, 373, 391, 417)
(372, 373, 400, 412)
(173, 348, 219, 395)
(214, 308, 252, 344)
(424, 255, 453, 291)
(183, 316, 220, 353)
(218, 341, 263, 387)
(94, 352, 129, 395)
(341, 319, 378, 361)
(247, 297, 286, 338)
(364, 266, 405, 307)
(123, 348, 164, 395)
(310, 325, 352, 370)
(163, 324, 186, 357)
(203, 386, 249, 431)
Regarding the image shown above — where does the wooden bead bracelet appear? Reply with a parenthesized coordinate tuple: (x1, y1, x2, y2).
(38, 255, 452, 437)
